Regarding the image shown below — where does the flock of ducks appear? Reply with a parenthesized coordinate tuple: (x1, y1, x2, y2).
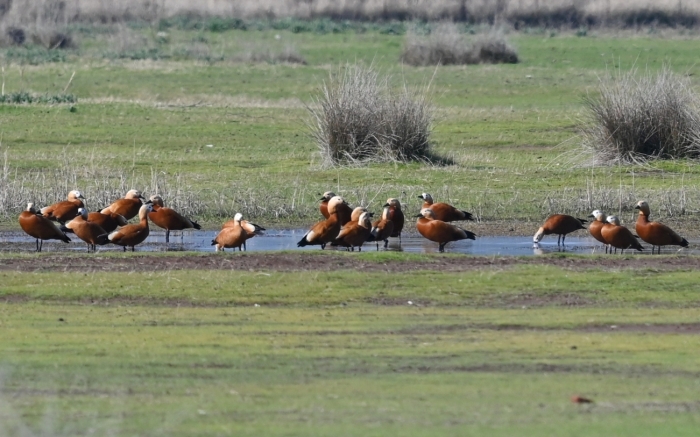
(295, 192, 475, 252)
(19, 189, 201, 252)
(533, 200, 689, 254)
(16, 189, 690, 254)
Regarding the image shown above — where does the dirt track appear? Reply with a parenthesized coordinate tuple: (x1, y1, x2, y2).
(1, 253, 698, 273)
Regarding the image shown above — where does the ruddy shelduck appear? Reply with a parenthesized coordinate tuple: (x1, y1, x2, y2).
(370, 204, 394, 250)
(298, 196, 346, 249)
(634, 200, 688, 254)
(349, 206, 370, 222)
(212, 213, 249, 251)
(319, 191, 352, 225)
(333, 211, 373, 251)
(19, 203, 71, 252)
(82, 211, 128, 234)
(533, 214, 586, 245)
(330, 206, 372, 249)
(588, 210, 609, 253)
(601, 215, 643, 254)
(222, 214, 265, 250)
(101, 189, 145, 220)
(241, 219, 265, 250)
(147, 195, 201, 243)
(40, 190, 85, 223)
(387, 198, 405, 244)
(64, 208, 109, 252)
(319, 191, 336, 219)
(415, 208, 476, 252)
(418, 193, 473, 222)
(105, 203, 153, 251)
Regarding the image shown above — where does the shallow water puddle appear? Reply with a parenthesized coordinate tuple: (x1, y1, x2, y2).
(0, 230, 695, 256)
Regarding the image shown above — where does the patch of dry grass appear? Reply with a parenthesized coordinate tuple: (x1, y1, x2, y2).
(401, 24, 518, 66)
(307, 63, 436, 167)
(1, 0, 697, 29)
(581, 67, 700, 165)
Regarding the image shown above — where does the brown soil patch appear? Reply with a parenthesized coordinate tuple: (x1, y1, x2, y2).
(1, 253, 699, 273)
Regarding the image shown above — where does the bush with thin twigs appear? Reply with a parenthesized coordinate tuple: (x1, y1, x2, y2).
(0, 0, 76, 49)
(581, 67, 700, 165)
(471, 33, 518, 64)
(401, 25, 518, 66)
(307, 63, 436, 167)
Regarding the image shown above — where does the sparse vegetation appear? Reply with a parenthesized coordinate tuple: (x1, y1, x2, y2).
(582, 67, 700, 165)
(0, 92, 76, 104)
(1, 45, 67, 63)
(401, 25, 518, 66)
(308, 63, 435, 166)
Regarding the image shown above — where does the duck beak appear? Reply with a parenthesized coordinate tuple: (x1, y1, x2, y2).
(413, 213, 423, 218)
(417, 195, 424, 199)
(588, 214, 594, 218)
(383, 203, 390, 207)
(145, 200, 153, 205)
(634, 205, 641, 210)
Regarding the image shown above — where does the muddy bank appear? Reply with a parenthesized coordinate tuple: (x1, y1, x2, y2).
(1, 252, 698, 273)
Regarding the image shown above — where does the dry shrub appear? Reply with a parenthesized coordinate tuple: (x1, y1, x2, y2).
(471, 33, 518, 64)
(401, 24, 469, 66)
(0, 0, 75, 49)
(401, 25, 518, 66)
(307, 63, 436, 167)
(582, 67, 700, 165)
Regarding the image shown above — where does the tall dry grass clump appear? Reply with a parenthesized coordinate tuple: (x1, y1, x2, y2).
(582, 67, 700, 165)
(0, 0, 75, 49)
(401, 25, 518, 66)
(307, 63, 435, 167)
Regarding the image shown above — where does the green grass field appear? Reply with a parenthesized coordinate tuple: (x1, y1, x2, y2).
(3, 23, 700, 436)
(2, 257, 700, 436)
(2, 27, 700, 226)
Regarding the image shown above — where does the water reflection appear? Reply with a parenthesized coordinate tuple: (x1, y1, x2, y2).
(0, 229, 695, 256)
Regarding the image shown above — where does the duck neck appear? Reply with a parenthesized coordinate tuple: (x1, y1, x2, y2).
(637, 211, 649, 224)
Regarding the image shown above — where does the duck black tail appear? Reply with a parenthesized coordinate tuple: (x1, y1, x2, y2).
(462, 211, 474, 221)
(191, 220, 202, 230)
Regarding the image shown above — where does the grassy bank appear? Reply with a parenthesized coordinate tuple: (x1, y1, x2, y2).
(2, 30, 700, 228)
